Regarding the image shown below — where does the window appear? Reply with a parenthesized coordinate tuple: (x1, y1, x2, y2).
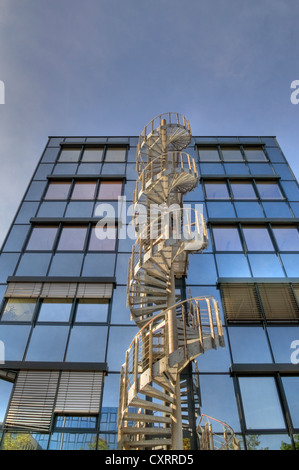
(0, 379, 13, 424)
(256, 182, 283, 199)
(65, 325, 108, 362)
(198, 147, 220, 161)
(88, 226, 117, 251)
(25, 325, 69, 361)
(221, 147, 243, 161)
(230, 182, 256, 199)
(220, 283, 263, 322)
(244, 147, 267, 162)
(0, 325, 31, 360)
(71, 181, 97, 200)
(212, 227, 243, 251)
(58, 148, 81, 162)
(81, 148, 103, 162)
(55, 415, 97, 429)
(75, 299, 109, 323)
(281, 377, 299, 428)
(205, 182, 229, 199)
(239, 377, 285, 430)
(44, 182, 71, 200)
(26, 226, 58, 251)
(1, 298, 36, 322)
(57, 226, 88, 251)
(37, 299, 73, 322)
(97, 181, 122, 200)
(272, 227, 299, 251)
(105, 148, 126, 162)
(243, 227, 274, 251)
(229, 326, 272, 363)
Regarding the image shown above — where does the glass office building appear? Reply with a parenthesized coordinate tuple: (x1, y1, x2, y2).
(0, 133, 298, 450)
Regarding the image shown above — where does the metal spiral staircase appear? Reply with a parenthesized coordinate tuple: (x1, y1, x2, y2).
(117, 113, 226, 450)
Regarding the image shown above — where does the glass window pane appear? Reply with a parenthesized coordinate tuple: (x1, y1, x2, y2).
(97, 181, 122, 200)
(15, 202, 39, 224)
(48, 253, 84, 276)
(37, 201, 66, 218)
(256, 182, 283, 199)
(245, 434, 292, 450)
(53, 163, 77, 175)
(221, 147, 243, 161)
(0, 379, 13, 423)
(0, 325, 31, 360)
(228, 327, 272, 363)
(243, 227, 274, 251)
(16, 253, 51, 277)
(49, 432, 97, 450)
(25, 325, 69, 361)
(59, 148, 81, 162)
(57, 226, 87, 251)
(75, 299, 109, 323)
(212, 227, 243, 251)
(281, 377, 299, 428)
(71, 181, 97, 200)
(249, 163, 274, 175)
(105, 148, 126, 162)
(248, 254, 285, 277)
(267, 326, 299, 363)
(234, 201, 264, 218)
(65, 202, 93, 218)
(280, 254, 299, 277)
(106, 326, 139, 371)
(272, 227, 299, 251)
(200, 163, 225, 175)
(26, 226, 58, 251)
(198, 148, 220, 161)
(224, 163, 250, 175)
(77, 163, 101, 175)
(231, 182, 256, 199)
(280, 181, 299, 201)
(81, 254, 116, 277)
(88, 226, 116, 251)
(1, 299, 36, 322)
(216, 254, 251, 278)
(3, 225, 30, 252)
(239, 377, 285, 430)
(25, 182, 47, 201)
(37, 299, 72, 322)
(81, 148, 103, 162)
(44, 182, 71, 200)
(262, 202, 292, 218)
(65, 326, 108, 362)
(205, 182, 229, 199)
(244, 147, 267, 161)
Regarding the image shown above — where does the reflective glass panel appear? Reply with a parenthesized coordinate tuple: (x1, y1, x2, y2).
(256, 182, 283, 199)
(81, 148, 103, 162)
(48, 253, 83, 276)
(97, 181, 122, 200)
(272, 227, 299, 251)
(212, 227, 243, 251)
(244, 147, 267, 161)
(71, 181, 97, 200)
(81, 253, 116, 277)
(205, 182, 229, 199)
(239, 377, 285, 430)
(44, 182, 71, 200)
(234, 201, 264, 218)
(58, 148, 81, 162)
(26, 226, 58, 251)
(243, 227, 274, 251)
(231, 182, 256, 199)
(0, 379, 13, 423)
(57, 226, 87, 251)
(262, 202, 292, 218)
(1, 299, 36, 322)
(65, 326, 108, 362)
(75, 299, 109, 323)
(216, 254, 251, 277)
(0, 325, 31, 360)
(267, 327, 299, 363)
(228, 327, 272, 363)
(245, 434, 292, 451)
(281, 377, 299, 428)
(3, 225, 30, 252)
(88, 226, 117, 251)
(25, 325, 69, 361)
(198, 148, 220, 161)
(106, 326, 139, 371)
(37, 299, 72, 322)
(248, 254, 285, 277)
(221, 148, 243, 161)
(105, 148, 126, 162)
(16, 253, 51, 277)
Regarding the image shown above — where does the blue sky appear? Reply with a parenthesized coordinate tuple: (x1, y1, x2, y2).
(0, 0, 299, 245)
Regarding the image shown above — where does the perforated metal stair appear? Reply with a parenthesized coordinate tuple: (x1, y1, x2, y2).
(117, 113, 225, 450)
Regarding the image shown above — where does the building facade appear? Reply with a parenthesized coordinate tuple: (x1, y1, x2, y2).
(0, 120, 299, 450)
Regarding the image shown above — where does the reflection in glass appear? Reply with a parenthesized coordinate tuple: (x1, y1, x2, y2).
(105, 148, 126, 162)
(81, 148, 103, 162)
(26, 226, 58, 251)
(272, 227, 299, 251)
(216, 254, 251, 278)
(65, 326, 108, 362)
(267, 327, 299, 363)
(239, 377, 285, 430)
(1, 432, 49, 450)
(0, 380, 13, 423)
(281, 377, 299, 428)
(244, 147, 267, 162)
(245, 434, 292, 451)
(0, 325, 31, 360)
(97, 181, 122, 200)
(205, 182, 229, 199)
(49, 432, 97, 450)
(248, 254, 285, 277)
(231, 182, 256, 199)
(256, 182, 283, 199)
(75, 299, 109, 323)
(25, 325, 69, 361)
(243, 227, 274, 251)
(221, 148, 243, 161)
(44, 182, 71, 200)
(1, 298, 36, 322)
(58, 148, 81, 162)
(37, 299, 72, 322)
(198, 148, 220, 161)
(71, 181, 97, 200)
(234, 202, 264, 218)
(88, 226, 117, 251)
(55, 415, 97, 429)
(212, 227, 243, 251)
(228, 327, 272, 363)
(57, 226, 87, 251)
